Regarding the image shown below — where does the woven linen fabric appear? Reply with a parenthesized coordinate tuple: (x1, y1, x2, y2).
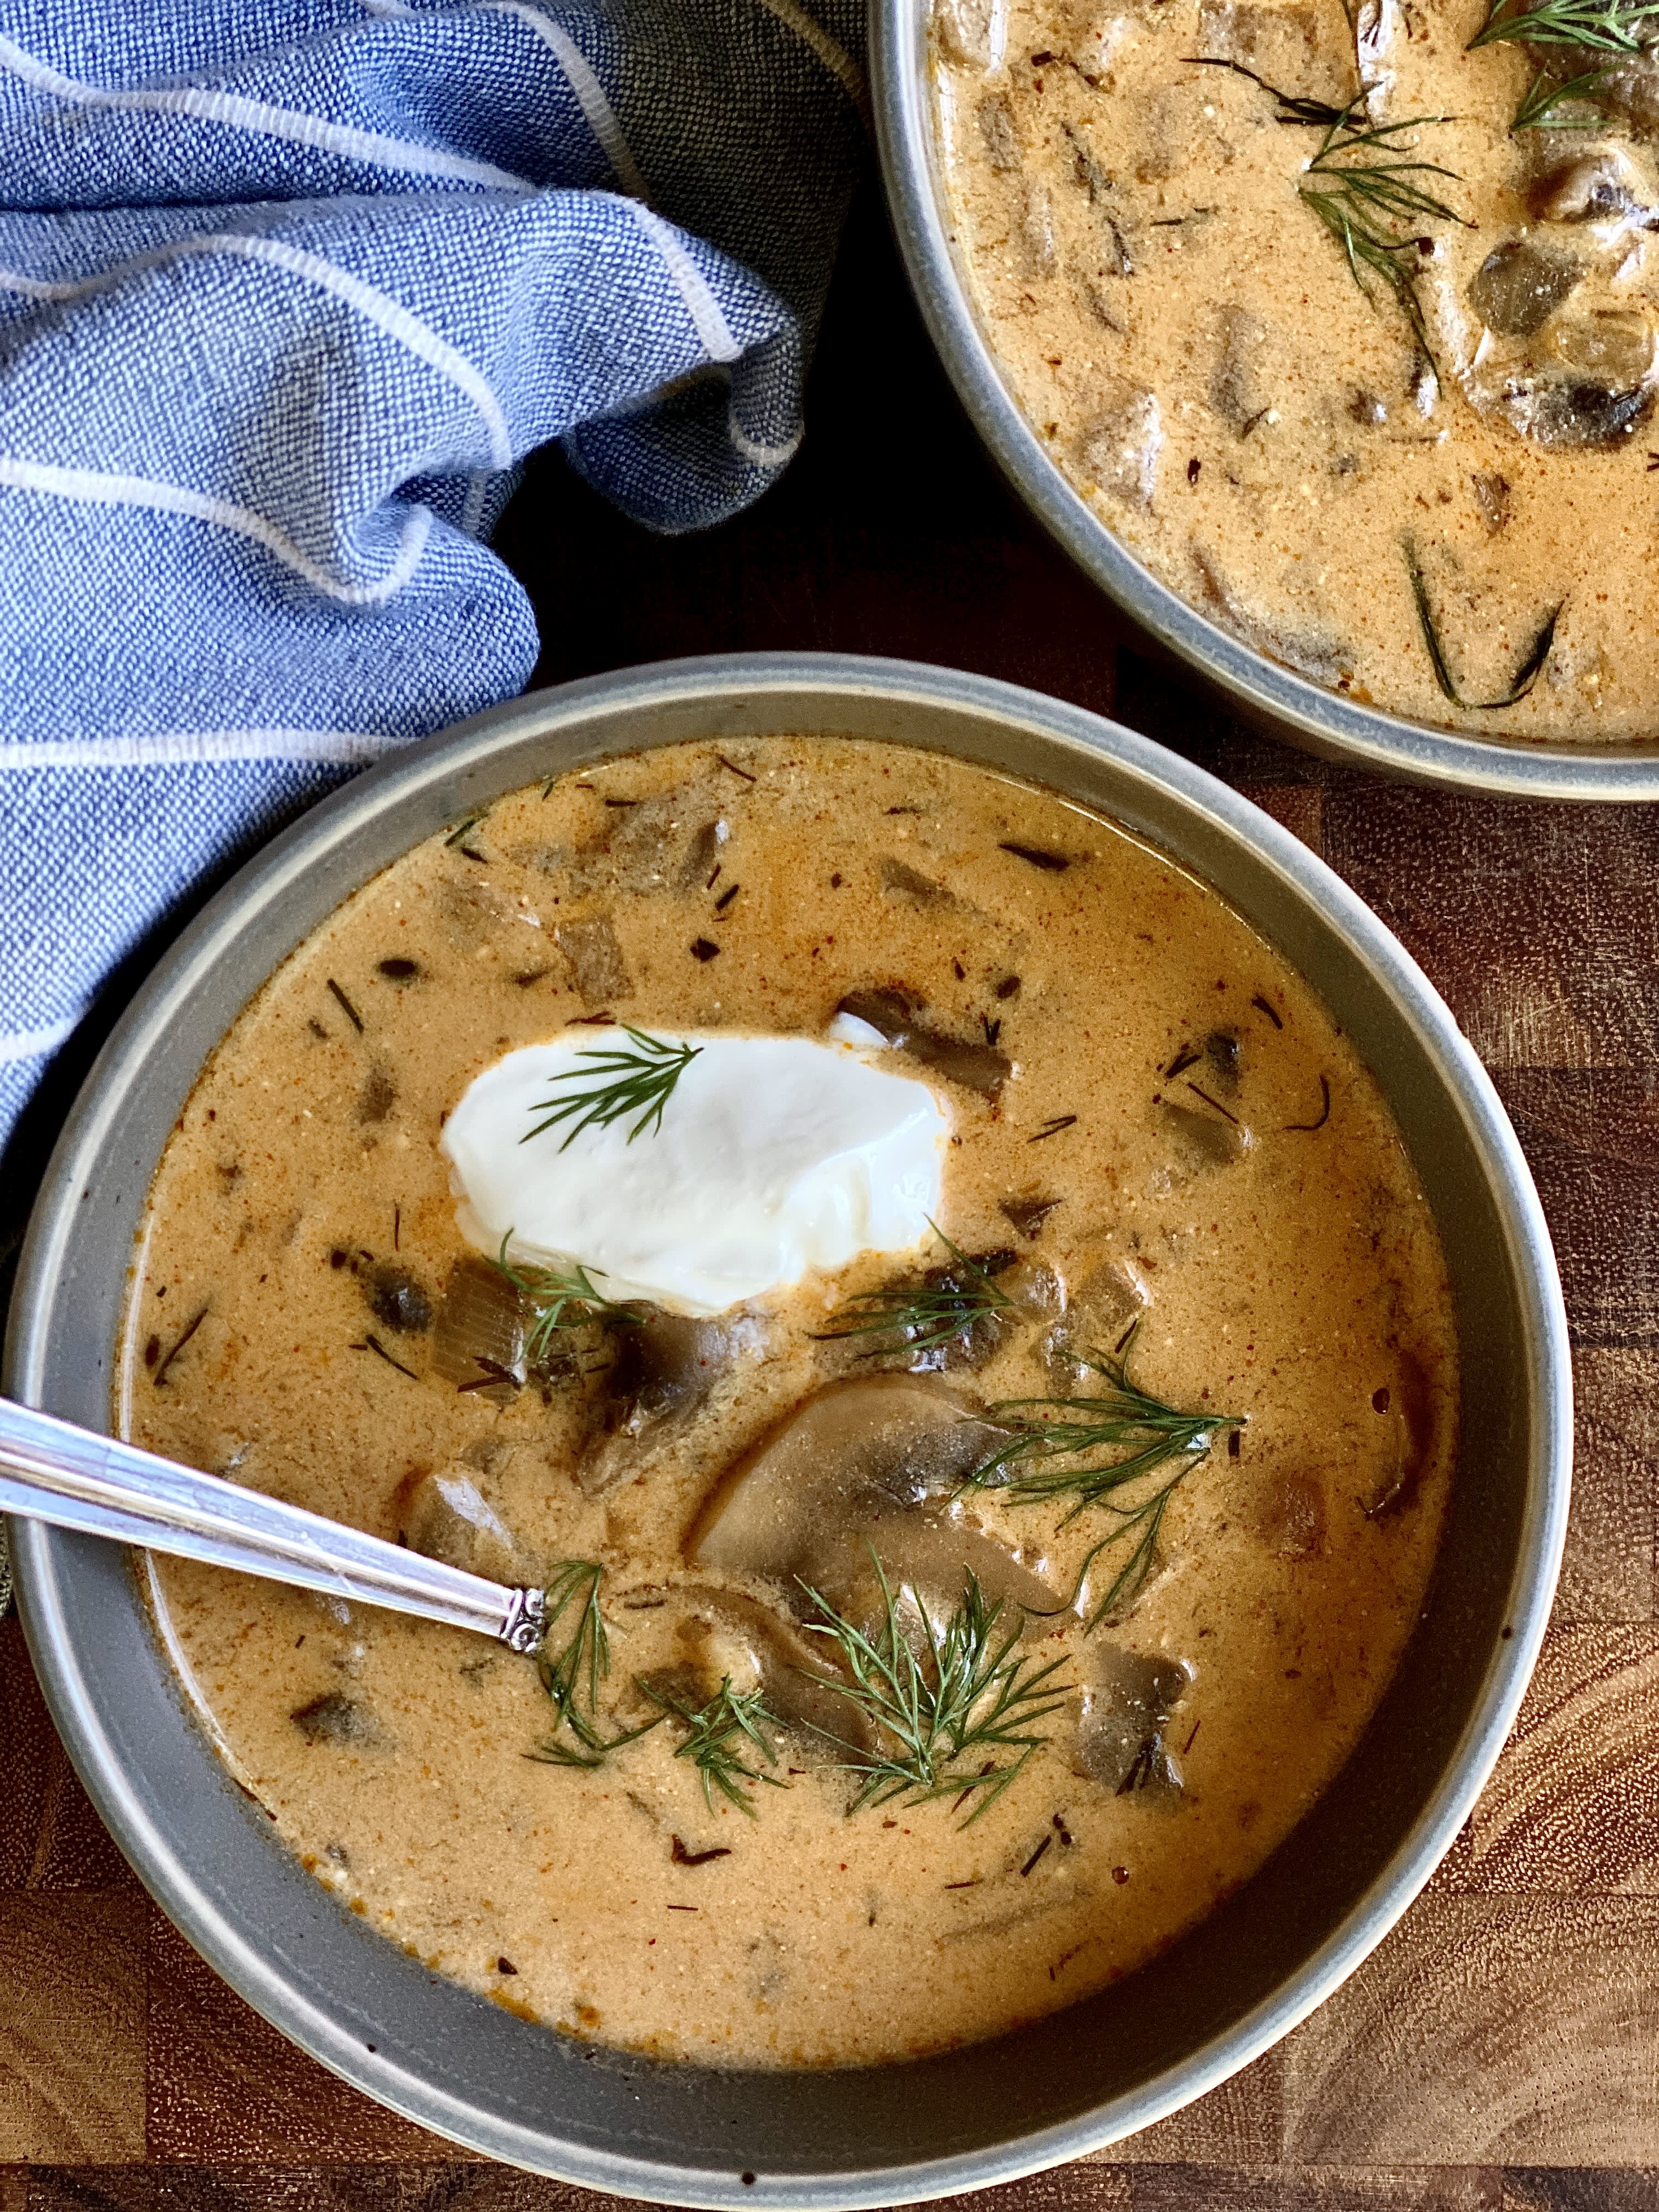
(0, 0, 866, 1154)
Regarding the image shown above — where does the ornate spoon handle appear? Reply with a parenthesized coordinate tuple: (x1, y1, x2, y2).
(0, 1398, 548, 1652)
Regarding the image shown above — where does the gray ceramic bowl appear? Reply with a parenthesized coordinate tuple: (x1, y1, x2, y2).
(6, 655, 1569, 2205)
(871, 3, 1659, 800)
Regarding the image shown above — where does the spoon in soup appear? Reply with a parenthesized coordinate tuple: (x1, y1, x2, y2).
(0, 1397, 549, 1651)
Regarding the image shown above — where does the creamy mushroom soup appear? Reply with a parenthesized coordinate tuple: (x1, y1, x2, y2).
(934, 0, 1659, 738)
(122, 737, 1457, 2069)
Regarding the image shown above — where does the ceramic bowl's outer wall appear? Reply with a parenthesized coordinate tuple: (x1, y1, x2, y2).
(871, 4, 1659, 799)
(6, 657, 1568, 2209)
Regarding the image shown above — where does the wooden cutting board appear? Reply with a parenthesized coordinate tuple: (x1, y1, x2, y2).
(1, 182, 1651, 2212)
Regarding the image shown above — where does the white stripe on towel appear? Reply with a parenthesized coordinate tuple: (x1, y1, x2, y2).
(0, 234, 513, 471)
(460, 469, 495, 537)
(0, 1013, 79, 1066)
(0, 30, 532, 190)
(727, 409, 803, 469)
(753, 0, 868, 119)
(501, 9, 650, 199)
(0, 456, 433, 605)
(364, 0, 650, 198)
(569, 365, 801, 472)
(625, 204, 741, 363)
(0, 729, 400, 771)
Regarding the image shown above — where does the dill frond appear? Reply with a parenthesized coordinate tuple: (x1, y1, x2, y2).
(814, 1223, 1014, 1359)
(638, 1677, 789, 1814)
(522, 1028, 701, 1151)
(1470, 0, 1659, 55)
(1404, 538, 1562, 710)
(530, 1561, 660, 1767)
(444, 805, 491, 850)
(1513, 64, 1613, 121)
(798, 1557, 1073, 1824)
(492, 1232, 640, 1370)
(964, 1324, 1241, 1630)
(1186, 60, 1466, 348)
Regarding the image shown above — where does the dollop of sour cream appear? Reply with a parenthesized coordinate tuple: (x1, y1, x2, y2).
(441, 1029, 951, 1317)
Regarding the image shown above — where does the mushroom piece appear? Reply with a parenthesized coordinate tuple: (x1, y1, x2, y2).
(1550, 311, 1656, 384)
(1531, 148, 1652, 226)
(834, 988, 1012, 1098)
(803, 1510, 1066, 1646)
(554, 913, 631, 1003)
(365, 1262, 433, 1336)
(1074, 1645, 1191, 1803)
(1362, 1348, 1437, 1518)
(608, 1311, 766, 1430)
(1001, 1193, 1063, 1241)
(678, 818, 730, 891)
(1209, 304, 1268, 437)
(1520, 45, 1659, 137)
(358, 1065, 397, 1125)
(836, 1244, 1025, 1375)
(977, 90, 1021, 171)
(633, 1582, 870, 1756)
(1042, 1258, 1147, 1387)
(1471, 470, 1511, 534)
(431, 1255, 527, 1402)
(401, 1469, 540, 1585)
(687, 1376, 1066, 1637)
(1504, 375, 1654, 449)
(1062, 120, 1134, 269)
(1202, 1029, 1242, 1092)
(1468, 239, 1582, 338)
(1189, 544, 1345, 685)
(1018, 180, 1057, 278)
(1159, 1099, 1249, 1173)
(1196, 0, 1347, 102)
(577, 1308, 768, 1496)
(935, 0, 1007, 68)
(1251, 1470, 1327, 1560)
(572, 776, 741, 899)
(290, 1691, 383, 1749)
(1077, 380, 1163, 509)
(879, 857, 961, 908)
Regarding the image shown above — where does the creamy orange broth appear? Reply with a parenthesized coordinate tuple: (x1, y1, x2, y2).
(121, 737, 1455, 2068)
(935, 0, 1659, 738)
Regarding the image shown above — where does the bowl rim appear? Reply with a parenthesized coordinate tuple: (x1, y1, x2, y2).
(5, 652, 1572, 2204)
(868, 1, 1659, 800)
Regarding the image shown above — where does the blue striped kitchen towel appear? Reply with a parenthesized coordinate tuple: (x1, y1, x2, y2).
(0, 0, 867, 1155)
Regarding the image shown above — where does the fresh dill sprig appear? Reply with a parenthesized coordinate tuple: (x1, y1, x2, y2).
(531, 1561, 661, 1768)
(1469, 0, 1659, 54)
(1187, 61, 1465, 351)
(1404, 538, 1562, 710)
(1513, 63, 1613, 121)
(1299, 103, 1466, 353)
(797, 1557, 1073, 1824)
(521, 1027, 701, 1152)
(492, 1231, 640, 1369)
(637, 1676, 788, 1814)
(814, 1223, 1014, 1359)
(968, 1328, 1240, 1517)
(963, 1324, 1241, 1630)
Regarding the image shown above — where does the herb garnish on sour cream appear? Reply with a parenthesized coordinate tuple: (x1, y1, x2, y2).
(442, 1028, 952, 1316)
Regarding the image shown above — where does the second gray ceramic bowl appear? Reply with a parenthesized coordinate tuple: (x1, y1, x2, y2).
(7, 656, 1569, 2205)
(871, 2, 1659, 799)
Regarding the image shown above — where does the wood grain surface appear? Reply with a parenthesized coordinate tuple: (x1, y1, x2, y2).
(3, 174, 1657, 2210)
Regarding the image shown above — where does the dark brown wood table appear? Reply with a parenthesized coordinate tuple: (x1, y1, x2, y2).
(3, 174, 1657, 2212)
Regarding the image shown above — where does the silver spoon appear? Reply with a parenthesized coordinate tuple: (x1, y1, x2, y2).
(0, 1397, 549, 1652)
